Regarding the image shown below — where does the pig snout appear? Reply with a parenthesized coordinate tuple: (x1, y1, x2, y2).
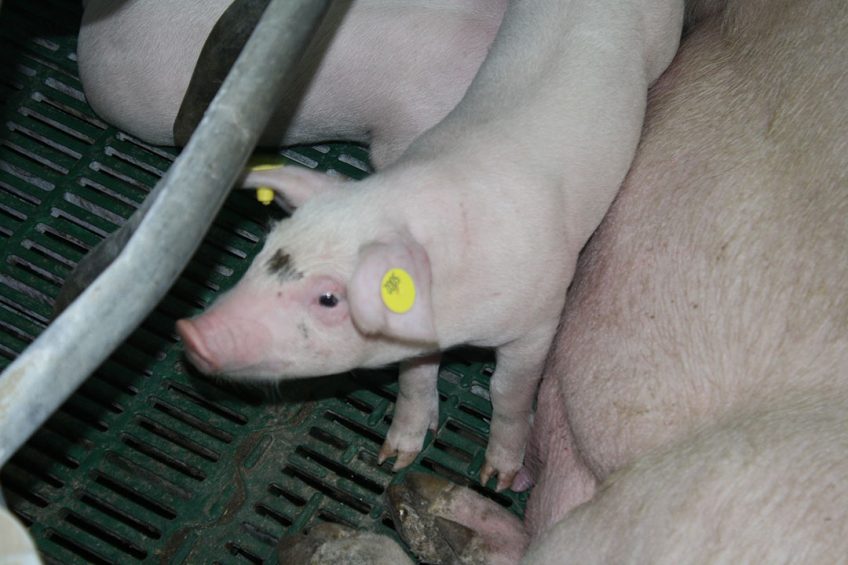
(176, 317, 221, 374)
(176, 314, 275, 377)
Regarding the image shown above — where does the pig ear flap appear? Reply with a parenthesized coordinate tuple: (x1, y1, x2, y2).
(348, 237, 438, 344)
(239, 165, 345, 209)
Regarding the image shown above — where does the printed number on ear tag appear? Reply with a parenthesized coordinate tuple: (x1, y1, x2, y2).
(381, 268, 416, 314)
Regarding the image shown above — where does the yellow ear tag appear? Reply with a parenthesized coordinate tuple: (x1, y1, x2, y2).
(256, 187, 275, 205)
(381, 268, 416, 314)
(248, 159, 285, 206)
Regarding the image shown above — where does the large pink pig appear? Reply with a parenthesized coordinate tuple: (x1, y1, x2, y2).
(174, 0, 684, 493)
(334, 0, 846, 563)
(78, 0, 506, 168)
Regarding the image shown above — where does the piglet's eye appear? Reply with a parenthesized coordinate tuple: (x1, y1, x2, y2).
(318, 293, 339, 308)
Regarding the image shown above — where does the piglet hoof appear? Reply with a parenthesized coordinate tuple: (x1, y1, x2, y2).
(377, 443, 420, 471)
(378, 414, 437, 470)
(479, 461, 520, 493)
(386, 472, 527, 565)
(480, 440, 526, 492)
(277, 522, 414, 565)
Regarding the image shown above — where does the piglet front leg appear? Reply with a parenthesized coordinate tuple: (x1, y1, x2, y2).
(482, 325, 557, 492)
(379, 353, 441, 470)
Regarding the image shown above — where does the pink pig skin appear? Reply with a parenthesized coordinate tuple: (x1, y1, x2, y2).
(176, 0, 684, 493)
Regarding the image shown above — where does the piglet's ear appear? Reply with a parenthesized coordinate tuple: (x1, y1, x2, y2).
(240, 165, 345, 209)
(348, 236, 437, 344)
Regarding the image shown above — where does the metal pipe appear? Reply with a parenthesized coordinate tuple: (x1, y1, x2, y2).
(0, 0, 331, 466)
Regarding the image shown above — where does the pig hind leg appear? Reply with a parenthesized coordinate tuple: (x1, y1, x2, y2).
(277, 522, 414, 565)
(387, 472, 528, 565)
(523, 393, 848, 563)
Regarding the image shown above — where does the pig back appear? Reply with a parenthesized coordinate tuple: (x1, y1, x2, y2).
(552, 0, 848, 479)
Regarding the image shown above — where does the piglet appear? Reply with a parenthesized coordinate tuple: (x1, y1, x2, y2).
(57, 1, 506, 315)
(178, 0, 683, 492)
(78, 0, 506, 168)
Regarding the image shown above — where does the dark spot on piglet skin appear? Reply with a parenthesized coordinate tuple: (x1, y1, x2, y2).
(266, 248, 303, 281)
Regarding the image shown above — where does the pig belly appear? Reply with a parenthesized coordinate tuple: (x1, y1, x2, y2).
(526, 0, 848, 540)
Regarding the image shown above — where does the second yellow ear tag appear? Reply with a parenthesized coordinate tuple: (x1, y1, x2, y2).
(381, 268, 416, 314)
(256, 187, 275, 205)
(248, 158, 285, 206)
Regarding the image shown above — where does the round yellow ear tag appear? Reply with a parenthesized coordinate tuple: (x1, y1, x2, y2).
(381, 268, 416, 314)
(248, 158, 285, 206)
(256, 187, 275, 205)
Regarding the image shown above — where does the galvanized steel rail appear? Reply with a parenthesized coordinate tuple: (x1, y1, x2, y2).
(0, 0, 331, 467)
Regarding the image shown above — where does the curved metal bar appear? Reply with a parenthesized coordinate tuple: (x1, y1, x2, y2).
(0, 0, 331, 466)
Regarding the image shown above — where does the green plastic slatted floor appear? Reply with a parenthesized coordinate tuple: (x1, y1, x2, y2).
(0, 1, 526, 563)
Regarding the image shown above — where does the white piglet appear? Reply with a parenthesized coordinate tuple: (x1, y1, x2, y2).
(177, 0, 684, 491)
(78, 0, 506, 168)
